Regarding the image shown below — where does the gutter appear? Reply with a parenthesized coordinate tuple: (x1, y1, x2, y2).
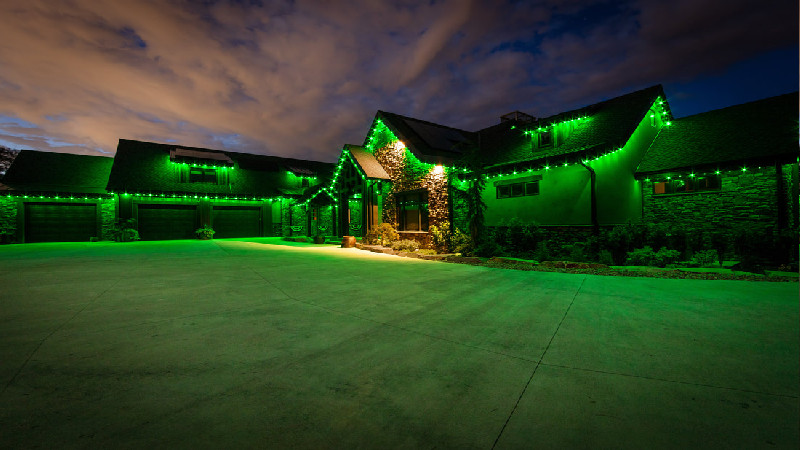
(579, 161, 599, 234)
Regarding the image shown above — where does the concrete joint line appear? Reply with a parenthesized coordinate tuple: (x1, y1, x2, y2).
(539, 362, 800, 399)
(491, 275, 587, 449)
(246, 265, 538, 364)
(1, 278, 122, 397)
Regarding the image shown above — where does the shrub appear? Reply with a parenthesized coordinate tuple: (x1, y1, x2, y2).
(708, 231, 728, 266)
(430, 221, 473, 254)
(690, 249, 719, 268)
(390, 239, 420, 252)
(429, 221, 452, 253)
(605, 224, 631, 265)
(450, 228, 473, 255)
(625, 246, 681, 267)
(364, 223, 398, 246)
(473, 234, 502, 257)
(195, 225, 215, 239)
(112, 218, 140, 242)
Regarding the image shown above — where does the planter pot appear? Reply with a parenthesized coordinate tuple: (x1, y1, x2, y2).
(341, 236, 356, 248)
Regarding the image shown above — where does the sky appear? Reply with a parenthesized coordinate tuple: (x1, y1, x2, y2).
(0, 0, 796, 162)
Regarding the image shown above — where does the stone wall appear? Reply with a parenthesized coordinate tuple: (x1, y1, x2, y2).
(642, 166, 788, 236)
(0, 196, 17, 243)
(99, 197, 117, 240)
(282, 203, 307, 237)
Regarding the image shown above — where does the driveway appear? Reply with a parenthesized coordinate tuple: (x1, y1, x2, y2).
(0, 238, 797, 448)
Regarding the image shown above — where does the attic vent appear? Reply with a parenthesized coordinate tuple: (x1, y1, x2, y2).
(500, 111, 536, 124)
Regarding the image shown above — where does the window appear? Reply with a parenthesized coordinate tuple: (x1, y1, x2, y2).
(652, 174, 721, 195)
(538, 130, 553, 147)
(396, 190, 428, 231)
(189, 167, 217, 183)
(496, 181, 540, 199)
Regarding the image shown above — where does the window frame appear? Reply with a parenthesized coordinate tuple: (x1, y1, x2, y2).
(651, 173, 721, 195)
(396, 189, 429, 232)
(496, 180, 540, 199)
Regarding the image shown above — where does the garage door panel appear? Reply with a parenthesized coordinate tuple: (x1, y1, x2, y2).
(137, 204, 197, 240)
(25, 202, 97, 243)
(212, 206, 261, 238)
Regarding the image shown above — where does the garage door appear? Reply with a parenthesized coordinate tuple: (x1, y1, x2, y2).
(25, 202, 97, 243)
(137, 204, 197, 240)
(212, 206, 261, 238)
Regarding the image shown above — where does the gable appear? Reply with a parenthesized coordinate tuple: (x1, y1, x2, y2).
(636, 92, 798, 174)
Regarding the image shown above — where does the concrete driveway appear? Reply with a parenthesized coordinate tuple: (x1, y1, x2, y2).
(0, 238, 797, 449)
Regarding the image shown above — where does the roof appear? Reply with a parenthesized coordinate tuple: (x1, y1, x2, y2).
(368, 111, 474, 164)
(1, 150, 113, 195)
(346, 145, 390, 180)
(477, 85, 668, 168)
(106, 139, 334, 197)
(636, 92, 799, 174)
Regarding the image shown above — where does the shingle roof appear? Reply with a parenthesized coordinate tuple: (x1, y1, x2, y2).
(369, 111, 474, 164)
(346, 145, 390, 180)
(2, 150, 113, 195)
(636, 92, 799, 174)
(106, 139, 334, 197)
(477, 85, 668, 168)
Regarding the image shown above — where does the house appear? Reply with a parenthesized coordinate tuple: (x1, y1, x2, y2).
(0, 86, 796, 247)
(636, 92, 799, 236)
(0, 150, 115, 243)
(312, 85, 797, 248)
(106, 139, 334, 240)
(315, 85, 672, 245)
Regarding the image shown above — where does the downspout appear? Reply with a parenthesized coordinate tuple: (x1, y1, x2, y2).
(579, 161, 599, 234)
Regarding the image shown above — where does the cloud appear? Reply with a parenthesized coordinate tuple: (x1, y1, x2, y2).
(0, 0, 794, 162)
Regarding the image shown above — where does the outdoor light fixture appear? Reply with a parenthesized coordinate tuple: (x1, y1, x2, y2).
(432, 165, 444, 175)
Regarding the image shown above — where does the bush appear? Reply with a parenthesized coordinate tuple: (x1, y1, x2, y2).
(112, 218, 140, 242)
(625, 246, 681, 267)
(390, 239, 420, 252)
(430, 221, 473, 254)
(429, 221, 452, 253)
(708, 231, 728, 266)
(605, 224, 632, 265)
(690, 249, 719, 268)
(364, 223, 398, 246)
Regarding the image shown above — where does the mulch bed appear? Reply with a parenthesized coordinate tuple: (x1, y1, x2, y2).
(352, 243, 797, 282)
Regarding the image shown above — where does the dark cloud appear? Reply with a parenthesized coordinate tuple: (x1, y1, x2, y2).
(0, 0, 794, 162)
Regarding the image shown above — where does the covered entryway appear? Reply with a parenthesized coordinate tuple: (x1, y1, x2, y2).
(137, 203, 197, 240)
(24, 202, 97, 243)
(212, 205, 262, 238)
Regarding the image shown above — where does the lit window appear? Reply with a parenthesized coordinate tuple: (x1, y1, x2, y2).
(538, 130, 553, 147)
(396, 190, 428, 231)
(652, 173, 721, 195)
(189, 167, 217, 183)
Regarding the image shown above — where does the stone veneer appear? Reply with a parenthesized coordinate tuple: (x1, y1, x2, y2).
(0, 195, 18, 243)
(642, 165, 794, 236)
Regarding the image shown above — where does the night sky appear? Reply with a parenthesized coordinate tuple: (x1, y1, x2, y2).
(0, 0, 796, 162)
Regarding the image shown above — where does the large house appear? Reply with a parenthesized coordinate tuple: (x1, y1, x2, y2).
(0, 85, 796, 245)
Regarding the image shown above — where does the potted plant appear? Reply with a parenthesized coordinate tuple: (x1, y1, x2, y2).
(195, 225, 215, 240)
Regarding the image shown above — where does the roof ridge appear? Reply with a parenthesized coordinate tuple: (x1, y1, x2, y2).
(669, 91, 798, 121)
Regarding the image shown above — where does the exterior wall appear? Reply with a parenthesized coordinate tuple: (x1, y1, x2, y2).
(373, 144, 449, 231)
(282, 202, 307, 236)
(100, 197, 117, 240)
(0, 195, 18, 243)
(642, 165, 790, 235)
(482, 165, 591, 226)
(592, 107, 663, 225)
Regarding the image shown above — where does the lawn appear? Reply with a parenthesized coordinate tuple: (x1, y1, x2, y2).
(0, 239, 797, 448)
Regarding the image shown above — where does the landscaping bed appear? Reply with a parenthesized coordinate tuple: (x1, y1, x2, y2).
(353, 243, 798, 282)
